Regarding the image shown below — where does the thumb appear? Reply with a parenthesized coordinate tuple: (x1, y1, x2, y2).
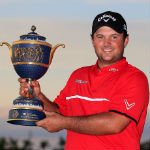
(44, 111, 55, 117)
(36, 119, 44, 126)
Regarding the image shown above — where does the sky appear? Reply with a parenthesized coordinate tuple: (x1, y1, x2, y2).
(0, 0, 150, 146)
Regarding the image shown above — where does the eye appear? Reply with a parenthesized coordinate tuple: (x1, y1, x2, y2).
(111, 35, 118, 40)
(96, 34, 104, 39)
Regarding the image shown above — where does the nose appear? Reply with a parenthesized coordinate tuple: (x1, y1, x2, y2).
(104, 38, 111, 46)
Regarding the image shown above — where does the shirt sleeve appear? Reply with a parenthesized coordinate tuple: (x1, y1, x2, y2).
(54, 89, 68, 115)
(109, 72, 149, 123)
(54, 72, 75, 115)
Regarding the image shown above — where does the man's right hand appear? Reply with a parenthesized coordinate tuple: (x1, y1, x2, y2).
(18, 78, 42, 98)
(18, 78, 59, 113)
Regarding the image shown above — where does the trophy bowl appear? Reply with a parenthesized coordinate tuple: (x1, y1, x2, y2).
(0, 25, 65, 126)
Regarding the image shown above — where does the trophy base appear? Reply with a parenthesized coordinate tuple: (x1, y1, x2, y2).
(7, 96, 46, 126)
(7, 119, 38, 126)
(8, 108, 46, 126)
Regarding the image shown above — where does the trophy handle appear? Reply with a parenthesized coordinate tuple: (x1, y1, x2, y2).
(0, 42, 12, 58)
(49, 44, 65, 65)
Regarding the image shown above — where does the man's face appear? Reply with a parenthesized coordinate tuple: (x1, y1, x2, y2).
(92, 26, 129, 68)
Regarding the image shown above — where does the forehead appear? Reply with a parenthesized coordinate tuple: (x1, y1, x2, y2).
(95, 26, 120, 35)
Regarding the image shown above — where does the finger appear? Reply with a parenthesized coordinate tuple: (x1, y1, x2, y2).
(19, 82, 29, 95)
(19, 86, 28, 93)
(18, 78, 26, 83)
(19, 85, 29, 96)
(20, 82, 29, 88)
(18, 78, 30, 89)
(36, 119, 46, 126)
(43, 111, 56, 117)
(31, 80, 39, 87)
(36, 120, 41, 126)
(19, 87, 28, 96)
(44, 111, 50, 115)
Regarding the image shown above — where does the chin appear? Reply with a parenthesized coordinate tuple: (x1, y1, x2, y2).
(103, 57, 113, 61)
(102, 57, 118, 64)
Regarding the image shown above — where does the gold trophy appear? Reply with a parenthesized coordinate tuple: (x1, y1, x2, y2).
(0, 25, 65, 126)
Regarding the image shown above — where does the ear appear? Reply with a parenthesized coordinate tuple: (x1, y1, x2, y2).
(124, 36, 129, 48)
(91, 36, 95, 47)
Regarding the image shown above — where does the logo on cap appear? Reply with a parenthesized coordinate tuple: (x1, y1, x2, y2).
(98, 14, 116, 23)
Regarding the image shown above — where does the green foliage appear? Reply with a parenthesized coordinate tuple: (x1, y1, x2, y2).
(1, 136, 150, 150)
(0, 138, 7, 150)
(140, 139, 150, 150)
(40, 140, 50, 150)
(0, 136, 65, 150)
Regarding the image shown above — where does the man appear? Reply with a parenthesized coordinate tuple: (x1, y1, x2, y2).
(19, 11, 149, 150)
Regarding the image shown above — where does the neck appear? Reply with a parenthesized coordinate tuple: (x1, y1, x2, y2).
(97, 58, 123, 69)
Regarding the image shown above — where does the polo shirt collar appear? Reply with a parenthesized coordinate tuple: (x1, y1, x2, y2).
(93, 57, 128, 73)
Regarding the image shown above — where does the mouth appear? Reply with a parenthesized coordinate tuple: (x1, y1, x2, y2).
(103, 48, 113, 52)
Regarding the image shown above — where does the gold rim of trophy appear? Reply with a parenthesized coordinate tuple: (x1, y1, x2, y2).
(13, 40, 52, 47)
(8, 119, 40, 122)
(11, 107, 44, 112)
(13, 62, 49, 68)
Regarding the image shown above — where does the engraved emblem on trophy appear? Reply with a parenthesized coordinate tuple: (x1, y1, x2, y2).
(0, 25, 65, 126)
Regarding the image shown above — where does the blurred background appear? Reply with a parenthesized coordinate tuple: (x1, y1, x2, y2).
(0, 0, 150, 149)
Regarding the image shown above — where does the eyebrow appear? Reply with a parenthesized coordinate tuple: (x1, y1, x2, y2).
(95, 33, 121, 37)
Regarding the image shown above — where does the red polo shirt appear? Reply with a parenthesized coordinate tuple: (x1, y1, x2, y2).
(54, 58, 149, 150)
